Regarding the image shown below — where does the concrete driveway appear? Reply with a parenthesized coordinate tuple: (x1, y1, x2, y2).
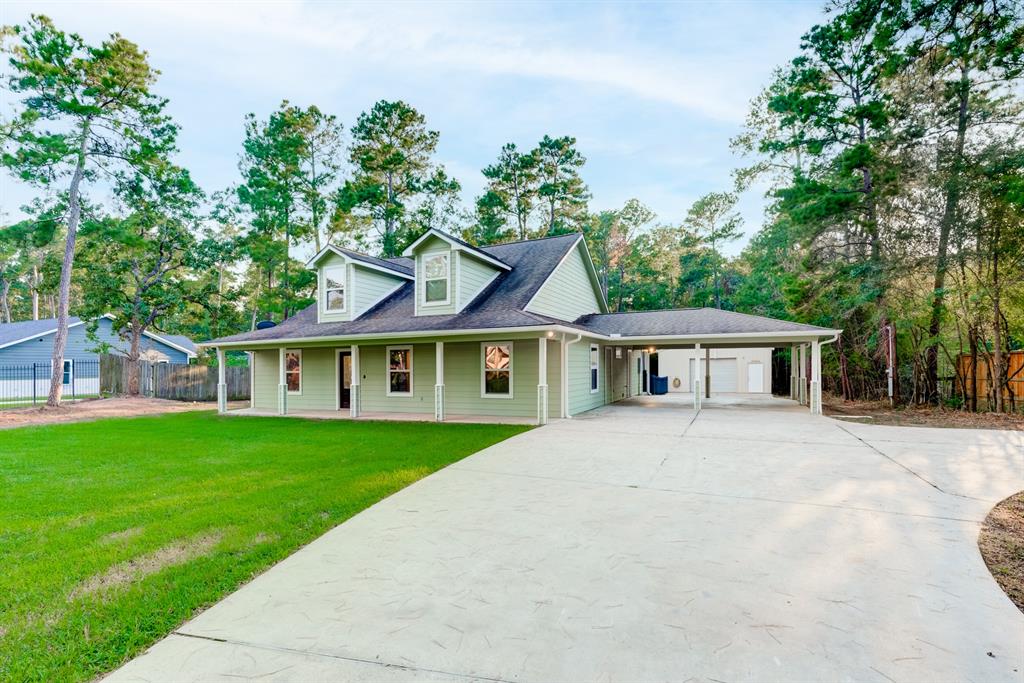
(109, 395, 1024, 682)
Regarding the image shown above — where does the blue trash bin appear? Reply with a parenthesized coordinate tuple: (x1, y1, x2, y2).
(652, 375, 668, 395)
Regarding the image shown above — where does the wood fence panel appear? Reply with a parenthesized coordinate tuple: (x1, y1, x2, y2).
(100, 354, 250, 401)
(955, 350, 1024, 407)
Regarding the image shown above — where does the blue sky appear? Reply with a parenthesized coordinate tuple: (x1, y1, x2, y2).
(1, 1, 824, 255)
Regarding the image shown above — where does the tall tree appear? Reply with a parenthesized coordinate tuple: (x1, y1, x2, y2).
(78, 164, 204, 394)
(475, 143, 538, 241)
(338, 100, 451, 257)
(907, 0, 1024, 402)
(683, 192, 743, 309)
(534, 135, 589, 236)
(2, 15, 178, 406)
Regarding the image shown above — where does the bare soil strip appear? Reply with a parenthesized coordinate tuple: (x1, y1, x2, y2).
(979, 491, 1024, 613)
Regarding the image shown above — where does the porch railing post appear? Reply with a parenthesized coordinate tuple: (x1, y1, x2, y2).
(537, 336, 548, 425)
(216, 347, 227, 414)
(693, 343, 702, 410)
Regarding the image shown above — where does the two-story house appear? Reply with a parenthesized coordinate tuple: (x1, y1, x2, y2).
(204, 229, 839, 423)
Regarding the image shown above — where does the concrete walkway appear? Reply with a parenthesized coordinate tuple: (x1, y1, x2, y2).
(109, 395, 1024, 682)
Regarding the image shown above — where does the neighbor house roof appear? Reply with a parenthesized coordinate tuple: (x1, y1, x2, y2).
(575, 309, 834, 337)
(0, 315, 198, 357)
(208, 232, 585, 345)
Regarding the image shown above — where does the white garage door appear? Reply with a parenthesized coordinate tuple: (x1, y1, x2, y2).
(689, 358, 738, 392)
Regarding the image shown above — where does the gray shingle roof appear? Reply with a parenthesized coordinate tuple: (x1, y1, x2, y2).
(0, 317, 76, 348)
(331, 246, 414, 277)
(575, 309, 834, 336)
(207, 233, 584, 344)
(156, 333, 199, 354)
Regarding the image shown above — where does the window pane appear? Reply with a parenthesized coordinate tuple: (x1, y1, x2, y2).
(325, 271, 344, 289)
(591, 346, 598, 364)
(484, 345, 510, 370)
(389, 349, 409, 371)
(425, 255, 447, 279)
(591, 368, 598, 390)
(342, 355, 352, 388)
(287, 372, 300, 392)
(485, 370, 510, 395)
(425, 278, 447, 302)
(286, 353, 301, 372)
(326, 289, 345, 310)
(390, 371, 410, 393)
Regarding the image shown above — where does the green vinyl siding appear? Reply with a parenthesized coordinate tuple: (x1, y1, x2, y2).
(317, 253, 351, 324)
(457, 253, 500, 310)
(414, 237, 458, 316)
(251, 347, 337, 411)
(441, 340, 552, 419)
(353, 265, 404, 316)
(526, 241, 604, 322)
(568, 338, 608, 415)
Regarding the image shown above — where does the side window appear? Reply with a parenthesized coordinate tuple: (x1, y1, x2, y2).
(590, 344, 599, 393)
(285, 350, 301, 393)
(482, 343, 512, 397)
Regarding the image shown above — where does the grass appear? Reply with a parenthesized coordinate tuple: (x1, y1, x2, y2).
(0, 411, 530, 682)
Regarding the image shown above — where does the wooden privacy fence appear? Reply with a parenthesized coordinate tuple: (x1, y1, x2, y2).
(955, 350, 1024, 409)
(100, 354, 250, 401)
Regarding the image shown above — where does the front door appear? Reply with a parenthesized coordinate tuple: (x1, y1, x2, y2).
(339, 351, 352, 409)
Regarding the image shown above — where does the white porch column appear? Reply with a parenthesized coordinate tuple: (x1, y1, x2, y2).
(798, 344, 807, 405)
(790, 345, 798, 399)
(216, 347, 227, 414)
(434, 342, 445, 422)
(537, 337, 548, 425)
(811, 340, 822, 415)
(277, 347, 287, 415)
(350, 345, 360, 418)
(693, 343, 702, 410)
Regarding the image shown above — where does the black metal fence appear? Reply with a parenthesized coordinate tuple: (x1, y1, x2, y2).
(0, 359, 100, 409)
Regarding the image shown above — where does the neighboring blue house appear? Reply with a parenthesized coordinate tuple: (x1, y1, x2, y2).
(0, 315, 197, 399)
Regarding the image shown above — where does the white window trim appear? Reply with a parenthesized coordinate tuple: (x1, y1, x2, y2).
(386, 345, 414, 396)
(50, 358, 74, 385)
(421, 252, 451, 307)
(322, 264, 347, 315)
(480, 341, 513, 399)
(285, 349, 302, 395)
(590, 344, 600, 394)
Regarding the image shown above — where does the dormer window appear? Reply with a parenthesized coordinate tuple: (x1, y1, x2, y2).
(423, 253, 449, 305)
(323, 265, 346, 312)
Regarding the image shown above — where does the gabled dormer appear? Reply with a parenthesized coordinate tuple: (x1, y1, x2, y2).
(524, 235, 609, 321)
(306, 245, 412, 324)
(402, 229, 511, 317)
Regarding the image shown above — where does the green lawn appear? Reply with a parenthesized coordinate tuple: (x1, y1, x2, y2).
(0, 411, 530, 682)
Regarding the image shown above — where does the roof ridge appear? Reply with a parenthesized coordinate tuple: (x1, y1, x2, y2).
(480, 232, 582, 250)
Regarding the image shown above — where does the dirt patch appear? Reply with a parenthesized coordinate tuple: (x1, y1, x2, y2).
(101, 527, 144, 544)
(0, 397, 246, 430)
(825, 396, 1024, 430)
(979, 492, 1024, 613)
(70, 532, 222, 600)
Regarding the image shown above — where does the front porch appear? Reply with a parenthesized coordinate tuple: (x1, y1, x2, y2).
(226, 406, 539, 425)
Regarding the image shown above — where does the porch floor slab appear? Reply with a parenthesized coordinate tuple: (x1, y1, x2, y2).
(224, 406, 539, 425)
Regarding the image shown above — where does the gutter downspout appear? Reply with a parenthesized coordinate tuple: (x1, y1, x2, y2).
(563, 332, 583, 418)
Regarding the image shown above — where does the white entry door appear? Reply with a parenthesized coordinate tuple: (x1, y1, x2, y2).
(747, 362, 764, 393)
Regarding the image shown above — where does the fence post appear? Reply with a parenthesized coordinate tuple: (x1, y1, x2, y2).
(32, 363, 37, 406)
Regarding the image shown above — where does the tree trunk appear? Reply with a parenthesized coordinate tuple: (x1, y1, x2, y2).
(0, 278, 10, 323)
(992, 219, 1003, 413)
(32, 263, 39, 320)
(969, 326, 978, 412)
(925, 67, 970, 404)
(127, 321, 143, 396)
(47, 121, 90, 407)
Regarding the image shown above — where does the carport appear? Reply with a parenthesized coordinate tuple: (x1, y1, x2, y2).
(575, 309, 841, 415)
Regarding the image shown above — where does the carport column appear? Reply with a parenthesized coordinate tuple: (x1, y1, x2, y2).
(216, 347, 227, 414)
(810, 340, 822, 415)
(537, 336, 548, 425)
(350, 345, 360, 418)
(798, 344, 808, 406)
(693, 343, 702, 410)
(277, 346, 287, 415)
(790, 345, 798, 399)
(704, 346, 711, 399)
(434, 342, 445, 422)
